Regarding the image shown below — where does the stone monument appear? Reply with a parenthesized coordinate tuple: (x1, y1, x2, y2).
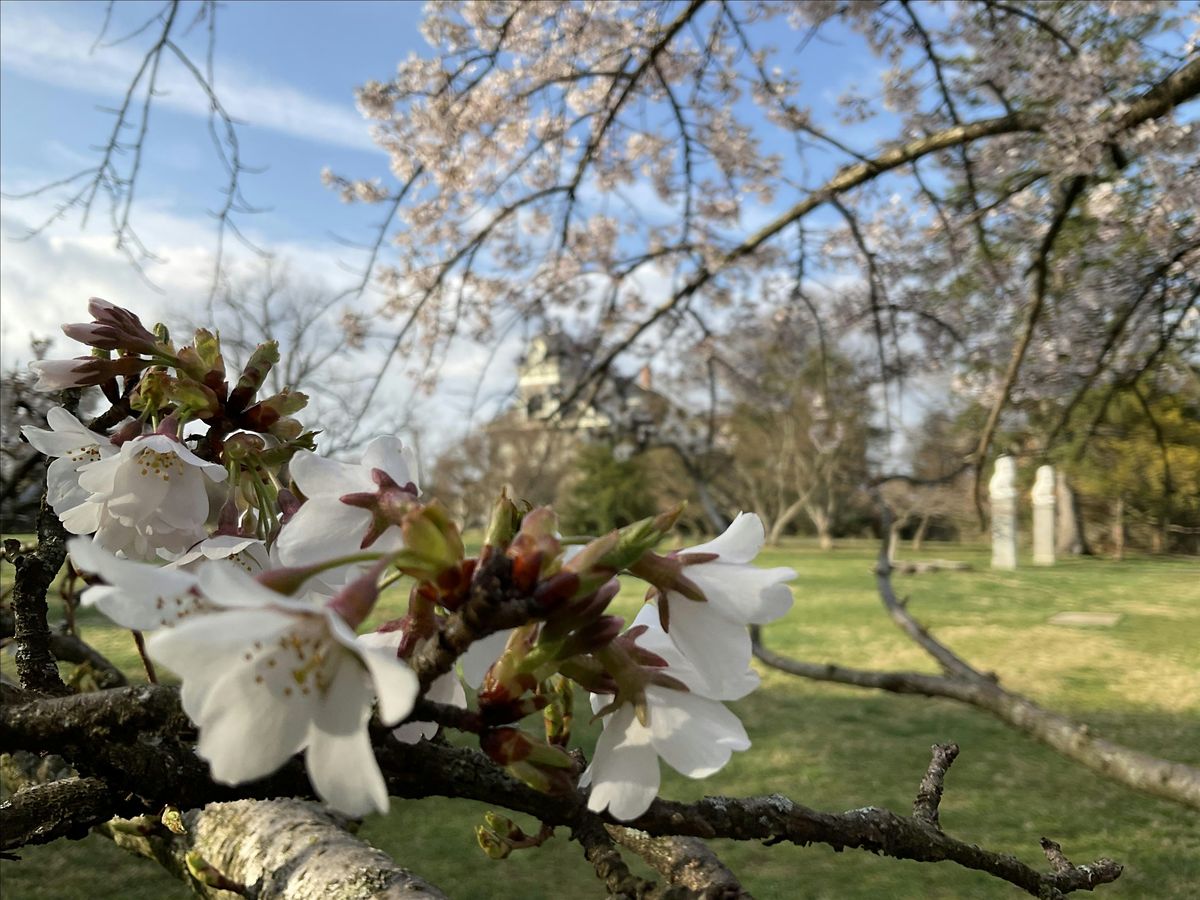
(989, 456, 1018, 570)
(1032, 465, 1056, 566)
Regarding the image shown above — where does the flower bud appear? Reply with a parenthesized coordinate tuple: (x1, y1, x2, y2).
(542, 675, 574, 746)
(396, 502, 464, 578)
(475, 826, 512, 860)
(484, 489, 520, 550)
(161, 806, 187, 835)
(223, 432, 267, 461)
(29, 355, 150, 392)
(228, 341, 280, 412)
(480, 727, 575, 794)
(129, 369, 171, 413)
(59, 298, 161, 355)
(167, 378, 221, 419)
(241, 389, 309, 433)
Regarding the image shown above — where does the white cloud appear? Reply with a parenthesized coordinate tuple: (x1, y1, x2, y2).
(0, 5, 378, 153)
(0, 202, 518, 456)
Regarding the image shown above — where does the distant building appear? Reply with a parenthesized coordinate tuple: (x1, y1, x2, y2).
(497, 330, 701, 458)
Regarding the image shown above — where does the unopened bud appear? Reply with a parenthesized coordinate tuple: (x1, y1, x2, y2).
(185, 851, 245, 893)
(30, 355, 150, 393)
(475, 826, 512, 860)
(228, 341, 280, 412)
(398, 502, 464, 577)
(167, 378, 220, 419)
(484, 489, 520, 550)
(129, 369, 171, 413)
(59, 298, 161, 355)
(161, 805, 187, 835)
(241, 389, 309, 433)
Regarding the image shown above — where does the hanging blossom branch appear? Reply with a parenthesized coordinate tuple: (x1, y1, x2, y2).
(1, 298, 1129, 897)
(320, 2, 1199, 457)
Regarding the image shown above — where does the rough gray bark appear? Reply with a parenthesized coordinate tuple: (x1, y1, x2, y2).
(607, 826, 750, 898)
(101, 799, 447, 900)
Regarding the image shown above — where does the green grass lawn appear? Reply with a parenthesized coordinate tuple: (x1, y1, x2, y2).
(2, 540, 1198, 898)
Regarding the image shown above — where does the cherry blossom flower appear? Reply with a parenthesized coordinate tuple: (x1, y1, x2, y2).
(66, 434, 228, 560)
(164, 534, 272, 575)
(68, 537, 213, 631)
(20, 408, 118, 519)
(147, 563, 419, 817)
(582, 607, 755, 821)
(276, 436, 419, 581)
(661, 513, 795, 692)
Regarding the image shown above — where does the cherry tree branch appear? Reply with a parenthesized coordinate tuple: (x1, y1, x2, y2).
(99, 799, 449, 900)
(0, 685, 1126, 898)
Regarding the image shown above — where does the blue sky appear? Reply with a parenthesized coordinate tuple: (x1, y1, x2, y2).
(1, 0, 899, 453)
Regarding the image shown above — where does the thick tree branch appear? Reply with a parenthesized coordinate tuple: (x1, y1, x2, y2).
(606, 826, 749, 898)
(557, 55, 1200, 415)
(101, 799, 448, 899)
(0, 684, 1127, 897)
(9, 475, 71, 697)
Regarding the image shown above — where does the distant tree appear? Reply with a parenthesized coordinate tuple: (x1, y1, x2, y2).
(717, 317, 876, 547)
(557, 443, 657, 535)
(1058, 372, 1200, 556)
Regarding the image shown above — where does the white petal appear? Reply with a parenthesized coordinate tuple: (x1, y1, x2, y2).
(59, 500, 101, 535)
(358, 645, 419, 726)
(664, 597, 756, 699)
(195, 661, 315, 784)
(312, 652, 374, 736)
(106, 455, 171, 523)
(392, 670, 463, 744)
(76, 454, 120, 496)
(70, 537, 201, 630)
(305, 724, 388, 817)
(289, 450, 373, 498)
(361, 436, 419, 491)
(21, 416, 93, 458)
(146, 607, 293, 717)
(196, 560, 298, 610)
(586, 705, 660, 821)
(46, 456, 91, 511)
(157, 469, 211, 530)
(685, 513, 765, 564)
(686, 564, 796, 624)
(646, 686, 750, 778)
(275, 499, 373, 567)
(392, 720, 438, 744)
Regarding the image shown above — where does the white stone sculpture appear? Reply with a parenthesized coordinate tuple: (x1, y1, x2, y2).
(1032, 465, 1056, 566)
(989, 456, 1018, 570)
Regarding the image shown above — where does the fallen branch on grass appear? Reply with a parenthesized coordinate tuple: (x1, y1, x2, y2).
(751, 505, 1200, 811)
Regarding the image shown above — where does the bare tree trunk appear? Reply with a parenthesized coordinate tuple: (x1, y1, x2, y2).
(888, 521, 903, 563)
(807, 504, 835, 550)
(101, 799, 447, 899)
(1055, 475, 1089, 556)
(911, 514, 931, 552)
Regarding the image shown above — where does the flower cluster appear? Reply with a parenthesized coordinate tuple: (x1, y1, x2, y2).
(25, 300, 795, 822)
